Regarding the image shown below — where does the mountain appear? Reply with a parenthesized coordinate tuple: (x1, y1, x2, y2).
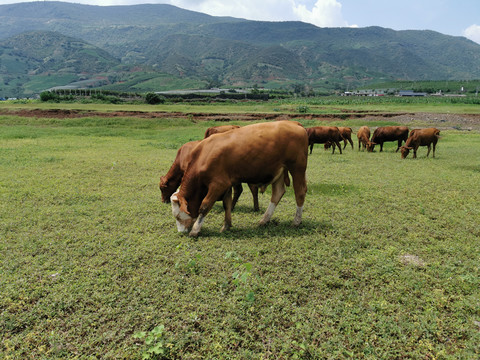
(1, 1, 480, 98)
(0, 31, 119, 74)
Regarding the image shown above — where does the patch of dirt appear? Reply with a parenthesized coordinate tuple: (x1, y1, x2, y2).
(399, 254, 426, 267)
(1, 108, 479, 131)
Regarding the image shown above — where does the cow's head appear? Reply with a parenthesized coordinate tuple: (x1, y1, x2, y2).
(324, 141, 332, 150)
(366, 141, 376, 152)
(400, 146, 413, 159)
(159, 176, 174, 203)
(171, 192, 196, 233)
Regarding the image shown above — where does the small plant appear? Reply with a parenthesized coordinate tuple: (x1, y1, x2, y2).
(225, 252, 255, 303)
(174, 242, 201, 274)
(133, 325, 173, 360)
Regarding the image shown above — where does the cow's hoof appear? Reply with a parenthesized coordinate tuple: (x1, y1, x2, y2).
(189, 230, 199, 237)
(220, 224, 231, 233)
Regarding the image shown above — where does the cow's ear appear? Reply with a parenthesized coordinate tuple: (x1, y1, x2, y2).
(178, 196, 191, 216)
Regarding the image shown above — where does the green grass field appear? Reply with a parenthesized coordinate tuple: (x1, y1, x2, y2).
(1, 111, 479, 359)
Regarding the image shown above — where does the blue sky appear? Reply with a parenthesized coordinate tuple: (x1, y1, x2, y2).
(1, 0, 480, 43)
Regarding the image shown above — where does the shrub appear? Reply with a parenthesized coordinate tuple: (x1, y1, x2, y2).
(145, 93, 166, 105)
(39, 91, 59, 102)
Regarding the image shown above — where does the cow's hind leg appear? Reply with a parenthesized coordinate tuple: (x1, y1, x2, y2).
(221, 187, 233, 233)
(291, 168, 307, 226)
(259, 176, 285, 226)
(426, 144, 431, 158)
(335, 141, 342, 154)
(231, 184, 243, 210)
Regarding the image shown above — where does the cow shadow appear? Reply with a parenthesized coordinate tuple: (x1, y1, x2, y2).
(195, 218, 332, 240)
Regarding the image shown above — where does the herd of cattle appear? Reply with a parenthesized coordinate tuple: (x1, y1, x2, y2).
(159, 121, 440, 236)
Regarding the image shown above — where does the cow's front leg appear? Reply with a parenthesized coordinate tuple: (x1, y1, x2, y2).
(221, 187, 233, 233)
(248, 184, 260, 211)
(189, 187, 226, 237)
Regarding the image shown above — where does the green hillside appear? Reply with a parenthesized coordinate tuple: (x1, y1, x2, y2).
(0, 31, 121, 97)
(1, 2, 480, 98)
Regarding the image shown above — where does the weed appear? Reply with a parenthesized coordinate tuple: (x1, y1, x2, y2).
(133, 325, 174, 360)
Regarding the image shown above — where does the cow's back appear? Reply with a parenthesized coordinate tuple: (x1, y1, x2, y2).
(307, 126, 341, 142)
(189, 121, 308, 185)
(407, 128, 440, 146)
(204, 125, 240, 138)
(372, 126, 408, 142)
(357, 126, 370, 139)
(176, 140, 201, 172)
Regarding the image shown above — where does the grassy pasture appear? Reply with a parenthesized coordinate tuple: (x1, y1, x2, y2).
(1, 113, 479, 359)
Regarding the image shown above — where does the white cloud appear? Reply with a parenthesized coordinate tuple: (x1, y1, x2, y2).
(169, 0, 350, 27)
(293, 0, 348, 27)
(169, 0, 294, 22)
(463, 24, 480, 44)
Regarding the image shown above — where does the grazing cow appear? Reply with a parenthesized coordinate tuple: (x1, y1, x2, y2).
(204, 124, 263, 211)
(324, 127, 354, 151)
(204, 124, 240, 138)
(357, 126, 371, 151)
(400, 128, 440, 159)
(159, 139, 261, 211)
(171, 121, 308, 237)
(159, 140, 200, 203)
(367, 126, 409, 152)
(306, 126, 343, 154)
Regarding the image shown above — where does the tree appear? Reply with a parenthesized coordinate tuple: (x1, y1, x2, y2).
(145, 92, 165, 105)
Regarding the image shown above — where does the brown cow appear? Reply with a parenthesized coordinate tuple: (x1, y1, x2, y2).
(357, 126, 371, 151)
(400, 128, 440, 159)
(367, 126, 409, 152)
(159, 140, 200, 203)
(324, 127, 354, 151)
(204, 124, 240, 138)
(307, 126, 343, 154)
(159, 140, 261, 211)
(171, 121, 308, 237)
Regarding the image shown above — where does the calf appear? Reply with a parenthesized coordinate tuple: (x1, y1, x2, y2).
(204, 124, 240, 138)
(367, 126, 409, 152)
(356, 126, 371, 151)
(306, 126, 343, 154)
(171, 121, 308, 237)
(324, 127, 354, 151)
(400, 128, 440, 159)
